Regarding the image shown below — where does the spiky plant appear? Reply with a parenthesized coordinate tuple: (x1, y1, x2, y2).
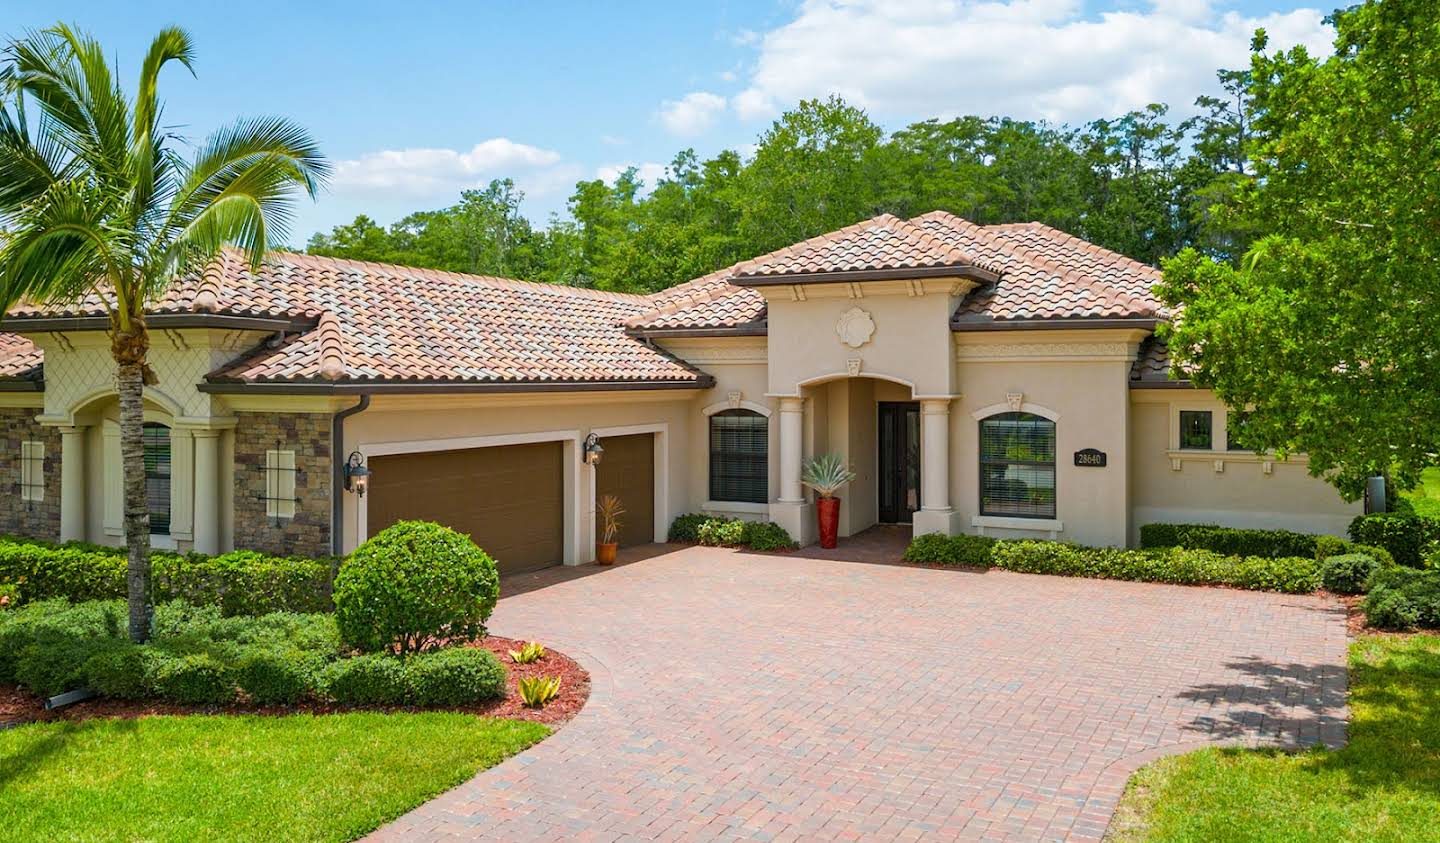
(597, 494, 625, 544)
(0, 25, 328, 641)
(801, 453, 857, 499)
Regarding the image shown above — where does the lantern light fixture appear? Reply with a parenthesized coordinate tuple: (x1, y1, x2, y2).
(583, 433, 604, 466)
(344, 451, 371, 496)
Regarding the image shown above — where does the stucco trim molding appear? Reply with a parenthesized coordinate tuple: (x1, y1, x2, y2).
(656, 339, 768, 366)
(954, 340, 1140, 363)
(702, 398, 771, 418)
(970, 401, 1061, 422)
(971, 515, 1064, 535)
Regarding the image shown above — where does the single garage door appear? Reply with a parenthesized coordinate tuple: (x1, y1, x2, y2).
(368, 441, 563, 575)
(595, 433, 654, 548)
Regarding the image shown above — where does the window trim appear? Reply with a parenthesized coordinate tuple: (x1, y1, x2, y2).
(708, 408, 769, 505)
(19, 440, 43, 502)
(265, 449, 298, 519)
(978, 411, 1057, 520)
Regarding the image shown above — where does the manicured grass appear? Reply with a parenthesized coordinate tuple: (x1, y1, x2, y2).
(1109, 635, 1440, 842)
(1401, 467, 1440, 518)
(0, 712, 549, 842)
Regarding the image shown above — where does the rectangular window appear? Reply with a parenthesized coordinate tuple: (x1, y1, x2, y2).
(1179, 410, 1213, 450)
(709, 410, 768, 503)
(265, 450, 298, 519)
(979, 413, 1057, 519)
(143, 423, 172, 535)
(19, 441, 43, 502)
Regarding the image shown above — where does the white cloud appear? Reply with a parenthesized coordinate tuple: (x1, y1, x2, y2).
(596, 161, 669, 191)
(331, 138, 565, 197)
(657, 91, 728, 137)
(599, 134, 629, 146)
(715, 0, 1333, 126)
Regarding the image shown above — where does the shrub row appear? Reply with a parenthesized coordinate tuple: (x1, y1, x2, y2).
(1347, 513, 1440, 568)
(1361, 567, 1440, 631)
(902, 532, 996, 566)
(1138, 523, 1321, 559)
(0, 538, 335, 615)
(667, 514, 797, 551)
(992, 541, 1321, 593)
(0, 599, 507, 706)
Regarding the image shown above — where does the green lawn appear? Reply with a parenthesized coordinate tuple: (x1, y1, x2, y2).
(1109, 635, 1440, 842)
(0, 712, 548, 842)
(1401, 467, 1440, 517)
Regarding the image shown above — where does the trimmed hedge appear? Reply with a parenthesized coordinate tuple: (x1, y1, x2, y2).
(405, 647, 507, 706)
(1362, 567, 1440, 630)
(990, 541, 1321, 594)
(0, 538, 335, 615)
(1319, 553, 1381, 595)
(1348, 514, 1440, 568)
(667, 514, 796, 551)
(1139, 523, 1320, 559)
(903, 532, 996, 566)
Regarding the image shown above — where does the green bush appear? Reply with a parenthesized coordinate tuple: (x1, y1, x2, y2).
(405, 647, 508, 706)
(82, 643, 147, 699)
(1348, 513, 1440, 567)
(4, 600, 128, 696)
(903, 533, 996, 566)
(696, 517, 746, 546)
(667, 513, 711, 543)
(741, 521, 796, 551)
(234, 647, 322, 705)
(1320, 553, 1381, 595)
(990, 541, 1320, 594)
(1139, 523, 1320, 559)
(147, 652, 235, 705)
(320, 653, 409, 706)
(1362, 568, 1440, 630)
(333, 521, 499, 655)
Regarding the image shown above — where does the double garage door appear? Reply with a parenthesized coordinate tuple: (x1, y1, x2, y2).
(366, 434, 654, 575)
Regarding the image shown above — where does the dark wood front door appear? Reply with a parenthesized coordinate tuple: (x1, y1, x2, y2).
(878, 402, 921, 524)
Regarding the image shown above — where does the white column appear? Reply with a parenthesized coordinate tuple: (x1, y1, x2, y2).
(192, 430, 221, 555)
(920, 399, 951, 512)
(778, 396, 804, 503)
(59, 426, 87, 542)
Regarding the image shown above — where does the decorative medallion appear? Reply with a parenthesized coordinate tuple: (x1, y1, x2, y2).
(836, 306, 875, 349)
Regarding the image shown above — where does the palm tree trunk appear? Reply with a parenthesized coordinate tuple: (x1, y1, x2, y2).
(117, 357, 152, 642)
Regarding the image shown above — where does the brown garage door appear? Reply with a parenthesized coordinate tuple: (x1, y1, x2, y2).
(595, 433, 654, 548)
(368, 441, 563, 575)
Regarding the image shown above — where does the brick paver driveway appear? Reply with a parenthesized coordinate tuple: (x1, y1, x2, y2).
(372, 531, 1348, 842)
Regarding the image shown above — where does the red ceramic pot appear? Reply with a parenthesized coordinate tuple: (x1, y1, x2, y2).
(816, 496, 841, 549)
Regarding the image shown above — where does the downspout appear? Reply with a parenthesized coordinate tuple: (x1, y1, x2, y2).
(331, 395, 371, 555)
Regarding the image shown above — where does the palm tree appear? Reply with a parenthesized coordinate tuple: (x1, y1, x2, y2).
(0, 25, 329, 641)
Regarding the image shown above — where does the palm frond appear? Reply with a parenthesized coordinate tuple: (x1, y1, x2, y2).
(0, 104, 62, 215)
(0, 179, 125, 320)
(129, 27, 192, 233)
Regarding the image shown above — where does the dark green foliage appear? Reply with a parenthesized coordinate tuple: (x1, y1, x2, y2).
(147, 652, 235, 705)
(405, 647, 508, 707)
(1320, 553, 1381, 596)
(1362, 568, 1440, 631)
(1348, 514, 1440, 568)
(5, 600, 127, 696)
(320, 653, 409, 706)
(902, 532, 997, 566)
(667, 513, 711, 543)
(990, 541, 1320, 594)
(741, 521, 797, 552)
(0, 537, 334, 614)
(82, 643, 147, 699)
(1138, 523, 1319, 559)
(1315, 534, 1395, 568)
(333, 521, 500, 655)
(234, 647, 322, 705)
(668, 514, 796, 551)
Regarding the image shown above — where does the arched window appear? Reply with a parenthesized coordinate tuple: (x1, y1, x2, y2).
(979, 412, 1056, 519)
(143, 422, 172, 535)
(709, 409, 768, 503)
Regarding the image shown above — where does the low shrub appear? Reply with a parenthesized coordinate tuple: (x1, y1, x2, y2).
(147, 652, 235, 705)
(234, 647, 322, 705)
(990, 541, 1320, 594)
(903, 533, 996, 566)
(1362, 568, 1440, 630)
(1348, 513, 1440, 568)
(320, 653, 409, 706)
(1138, 523, 1320, 559)
(1320, 553, 1381, 595)
(405, 647, 507, 707)
(667, 513, 711, 543)
(4, 599, 127, 696)
(333, 521, 499, 655)
(696, 517, 746, 546)
(741, 521, 797, 551)
(82, 643, 147, 699)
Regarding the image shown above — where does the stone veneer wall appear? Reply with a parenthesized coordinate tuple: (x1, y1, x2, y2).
(0, 408, 60, 541)
(233, 412, 332, 558)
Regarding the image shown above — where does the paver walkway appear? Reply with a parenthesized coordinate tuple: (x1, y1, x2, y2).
(371, 529, 1349, 841)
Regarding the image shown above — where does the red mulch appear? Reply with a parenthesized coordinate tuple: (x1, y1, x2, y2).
(0, 636, 589, 729)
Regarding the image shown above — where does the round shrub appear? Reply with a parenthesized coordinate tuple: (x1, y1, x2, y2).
(1364, 591, 1421, 630)
(333, 521, 499, 654)
(667, 513, 710, 543)
(742, 521, 797, 552)
(405, 646, 507, 707)
(320, 653, 408, 706)
(235, 647, 322, 705)
(697, 518, 746, 546)
(148, 652, 236, 705)
(1320, 553, 1380, 595)
(82, 642, 147, 699)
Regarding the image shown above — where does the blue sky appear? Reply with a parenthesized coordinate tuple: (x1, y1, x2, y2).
(14, 1, 1337, 246)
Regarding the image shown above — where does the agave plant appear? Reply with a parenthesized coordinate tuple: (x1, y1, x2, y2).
(518, 675, 562, 708)
(801, 453, 857, 499)
(508, 641, 546, 664)
(596, 494, 625, 544)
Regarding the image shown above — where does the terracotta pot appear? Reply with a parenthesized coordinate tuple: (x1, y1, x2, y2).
(816, 496, 841, 549)
(596, 542, 618, 565)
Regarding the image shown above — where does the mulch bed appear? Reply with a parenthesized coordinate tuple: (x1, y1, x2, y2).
(0, 636, 589, 729)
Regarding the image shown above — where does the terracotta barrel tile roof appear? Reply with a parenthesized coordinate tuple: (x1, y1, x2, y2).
(625, 264, 767, 333)
(0, 334, 42, 380)
(733, 213, 1000, 280)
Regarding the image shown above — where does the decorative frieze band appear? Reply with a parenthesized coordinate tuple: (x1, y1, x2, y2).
(954, 341, 1138, 362)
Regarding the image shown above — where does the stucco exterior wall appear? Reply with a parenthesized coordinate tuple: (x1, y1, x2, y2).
(0, 406, 60, 541)
(1129, 389, 1361, 538)
(233, 412, 332, 558)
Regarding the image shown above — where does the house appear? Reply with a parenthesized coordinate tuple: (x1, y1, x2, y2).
(0, 212, 1359, 573)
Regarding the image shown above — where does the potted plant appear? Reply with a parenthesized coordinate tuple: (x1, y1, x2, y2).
(802, 454, 857, 549)
(596, 494, 625, 565)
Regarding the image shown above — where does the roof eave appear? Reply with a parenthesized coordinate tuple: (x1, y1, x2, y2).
(197, 375, 717, 396)
(0, 376, 43, 391)
(1128, 379, 1194, 390)
(733, 264, 999, 287)
(625, 323, 769, 339)
(952, 317, 1162, 332)
(1, 312, 316, 334)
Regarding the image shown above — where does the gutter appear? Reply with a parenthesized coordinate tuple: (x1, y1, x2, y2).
(0, 378, 43, 392)
(625, 323, 769, 339)
(952, 317, 1161, 332)
(330, 395, 370, 556)
(199, 376, 716, 396)
(3, 312, 315, 334)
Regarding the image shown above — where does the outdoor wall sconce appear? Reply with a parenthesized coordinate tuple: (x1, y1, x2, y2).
(344, 451, 371, 496)
(583, 433, 605, 466)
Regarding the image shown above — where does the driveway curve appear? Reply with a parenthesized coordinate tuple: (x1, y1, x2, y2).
(370, 539, 1348, 842)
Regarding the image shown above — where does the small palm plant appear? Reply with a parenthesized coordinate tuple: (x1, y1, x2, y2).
(597, 494, 625, 545)
(801, 453, 857, 499)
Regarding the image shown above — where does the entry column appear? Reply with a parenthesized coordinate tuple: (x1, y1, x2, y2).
(769, 396, 814, 545)
(913, 398, 961, 536)
(59, 426, 87, 542)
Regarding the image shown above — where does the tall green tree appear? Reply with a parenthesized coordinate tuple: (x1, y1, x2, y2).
(0, 25, 328, 640)
(1158, 0, 1440, 497)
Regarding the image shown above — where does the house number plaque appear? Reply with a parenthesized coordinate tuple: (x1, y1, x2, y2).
(1073, 448, 1107, 467)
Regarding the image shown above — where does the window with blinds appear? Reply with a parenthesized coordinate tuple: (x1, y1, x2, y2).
(709, 409, 768, 503)
(143, 423, 172, 535)
(979, 412, 1056, 519)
